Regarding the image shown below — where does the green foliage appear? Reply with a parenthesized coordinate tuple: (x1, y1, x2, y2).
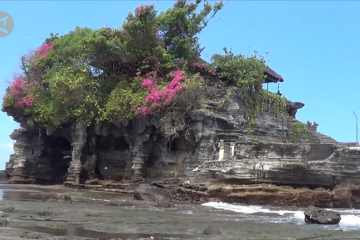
(211, 47, 267, 90)
(158, 0, 223, 61)
(292, 122, 308, 143)
(3, 0, 223, 126)
(2, 0, 223, 131)
(1, 0, 288, 141)
(2, 87, 17, 109)
(210, 48, 287, 130)
(48, 68, 109, 126)
(28, 88, 64, 126)
(101, 78, 148, 123)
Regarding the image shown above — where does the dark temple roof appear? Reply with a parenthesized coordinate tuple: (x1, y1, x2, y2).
(264, 66, 284, 83)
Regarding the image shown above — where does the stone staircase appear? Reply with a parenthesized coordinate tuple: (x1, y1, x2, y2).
(313, 132, 338, 144)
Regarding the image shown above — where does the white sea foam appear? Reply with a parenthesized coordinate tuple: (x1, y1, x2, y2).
(326, 208, 360, 214)
(340, 215, 360, 226)
(89, 198, 110, 202)
(202, 202, 300, 215)
(202, 202, 360, 231)
(180, 210, 193, 215)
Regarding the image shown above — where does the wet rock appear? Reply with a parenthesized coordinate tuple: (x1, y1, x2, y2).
(204, 226, 221, 235)
(150, 181, 166, 188)
(190, 183, 360, 209)
(0, 170, 9, 182)
(2, 207, 15, 213)
(333, 187, 352, 208)
(118, 200, 137, 207)
(134, 184, 172, 202)
(155, 200, 175, 208)
(56, 194, 72, 202)
(106, 200, 136, 207)
(46, 198, 57, 203)
(105, 199, 159, 208)
(105, 201, 121, 207)
(0, 218, 8, 227)
(304, 206, 341, 224)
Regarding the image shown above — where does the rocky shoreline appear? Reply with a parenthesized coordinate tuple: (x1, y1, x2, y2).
(1, 184, 360, 240)
(3, 166, 360, 210)
(62, 180, 360, 209)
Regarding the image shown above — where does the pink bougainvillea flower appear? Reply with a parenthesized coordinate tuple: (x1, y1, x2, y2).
(18, 96, 34, 107)
(142, 79, 153, 90)
(12, 89, 20, 96)
(141, 106, 151, 115)
(141, 70, 187, 113)
(144, 56, 152, 62)
(34, 43, 53, 60)
(10, 78, 25, 97)
(133, 70, 188, 116)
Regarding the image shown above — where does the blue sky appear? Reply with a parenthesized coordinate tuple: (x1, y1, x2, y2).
(1, 1, 360, 170)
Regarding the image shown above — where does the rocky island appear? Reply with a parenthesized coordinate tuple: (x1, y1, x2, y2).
(2, 0, 360, 210)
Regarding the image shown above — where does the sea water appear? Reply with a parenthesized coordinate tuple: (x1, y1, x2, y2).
(202, 202, 360, 231)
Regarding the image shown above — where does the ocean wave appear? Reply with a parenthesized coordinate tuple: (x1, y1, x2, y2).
(202, 202, 300, 215)
(202, 202, 360, 231)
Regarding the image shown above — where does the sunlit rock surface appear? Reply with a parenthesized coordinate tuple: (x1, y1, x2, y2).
(3, 90, 360, 208)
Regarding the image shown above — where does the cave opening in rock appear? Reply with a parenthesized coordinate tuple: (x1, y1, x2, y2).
(216, 118, 236, 130)
(169, 139, 179, 151)
(146, 134, 165, 173)
(94, 166, 104, 180)
(42, 135, 72, 184)
(97, 134, 129, 151)
(167, 135, 191, 152)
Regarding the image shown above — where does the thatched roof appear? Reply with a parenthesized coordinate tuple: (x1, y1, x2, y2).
(264, 66, 284, 83)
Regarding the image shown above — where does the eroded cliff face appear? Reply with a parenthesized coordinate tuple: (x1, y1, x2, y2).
(192, 143, 360, 188)
(4, 94, 360, 208)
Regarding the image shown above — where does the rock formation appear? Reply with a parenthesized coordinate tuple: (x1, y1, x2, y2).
(4, 1, 360, 210)
(203, 226, 221, 235)
(304, 206, 341, 224)
(2, 67, 360, 209)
